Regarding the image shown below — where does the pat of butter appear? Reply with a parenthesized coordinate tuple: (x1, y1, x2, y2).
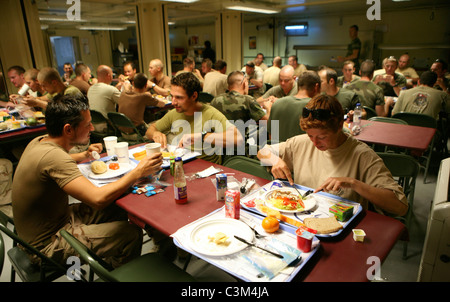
(352, 229, 366, 242)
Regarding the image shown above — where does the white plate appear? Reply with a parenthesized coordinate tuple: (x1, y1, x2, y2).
(88, 162, 132, 179)
(189, 218, 254, 257)
(264, 188, 316, 213)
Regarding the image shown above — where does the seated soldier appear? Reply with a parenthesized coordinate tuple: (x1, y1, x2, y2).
(258, 94, 408, 216)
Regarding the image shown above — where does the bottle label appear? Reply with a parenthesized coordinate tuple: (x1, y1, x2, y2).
(174, 184, 187, 201)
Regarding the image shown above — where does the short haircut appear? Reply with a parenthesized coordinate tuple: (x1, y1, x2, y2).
(7, 65, 25, 75)
(383, 56, 398, 67)
(321, 67, 338, 83)
(359, 60, 375, 77)
(420, 71, 438, 87)
(289, 55, 298, 62)
(37, 67, 63, 84)
(342, 60, 355, 68)
(133, 73, 148, 89)
(434, 59, 448, 71)
(300, 94, 345, 132)
(45, 94, 89, 137)
(273, 56, 282, 67)
(214, 60, 227, 70)
(24, 68, 40, 81)
(202, 58, 212, 69)
(74, 63, 88, 76)
(183, 57, 195, 67)
(297, 70, 321, 91)
(123, 61, 136, 70)
(171, 72, 201, 99)
(227, 70, 244, 87)
(350, 25, 359, 31)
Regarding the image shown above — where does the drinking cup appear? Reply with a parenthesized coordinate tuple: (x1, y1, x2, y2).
(103, 136, 118, 157)
(115, 142, 129, 164)
(145, 143, 161, 156)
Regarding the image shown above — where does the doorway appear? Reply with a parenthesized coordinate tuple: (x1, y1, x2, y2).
(49, 36, 80, 76)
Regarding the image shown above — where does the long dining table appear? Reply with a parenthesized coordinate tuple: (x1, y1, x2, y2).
(115, 156, 406, 282)
(353, 119, 436, 156)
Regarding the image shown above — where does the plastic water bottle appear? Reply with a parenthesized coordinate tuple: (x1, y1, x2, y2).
(352, 103, 362, 135)
(173, 157, 187, 204)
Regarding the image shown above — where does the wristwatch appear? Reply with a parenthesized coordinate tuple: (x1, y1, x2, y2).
(201, 131, 208, 141)
(152, 83, 156, 88)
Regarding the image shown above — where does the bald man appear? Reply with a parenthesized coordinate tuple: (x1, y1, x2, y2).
(87, 65, 121, 123)
(257, 65, 298, 106)
(263, 56, 282, 87)
(148, 59, 171, 97)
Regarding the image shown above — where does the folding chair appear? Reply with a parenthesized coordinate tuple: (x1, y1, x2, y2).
(223, 156, 273, 180)
(60, 229, 196, 282)
(392, 112, 438, 183)
(107, 112, 150, 145)
(377, 152, 420, 259)
(198, 92, 214, 103)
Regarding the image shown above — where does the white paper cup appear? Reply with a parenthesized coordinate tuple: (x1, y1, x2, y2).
(103, 136, 118, 157)
(145, 143, 161, 156)
(18, 84, 30, 96)
(115, 142, 129, 164)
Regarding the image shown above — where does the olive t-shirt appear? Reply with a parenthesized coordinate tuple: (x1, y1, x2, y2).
(155, 104, 232, 164)
(12, 136, 82, 247)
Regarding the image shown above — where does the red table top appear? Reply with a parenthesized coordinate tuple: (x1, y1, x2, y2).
(0, 124, 47, 144)
(355, 119, 435, 154)
(116, 158, 406, 282)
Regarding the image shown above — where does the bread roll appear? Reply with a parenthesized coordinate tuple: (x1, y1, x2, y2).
(91, 160, 107, 174)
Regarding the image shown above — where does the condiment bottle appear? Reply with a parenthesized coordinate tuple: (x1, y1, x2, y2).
(173, 157, 187, 204)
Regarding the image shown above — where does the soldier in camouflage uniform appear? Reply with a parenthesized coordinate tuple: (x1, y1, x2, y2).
(373, 56, 407, 97)
(211, 71, 268, 138)
(346, 60, 392, 117)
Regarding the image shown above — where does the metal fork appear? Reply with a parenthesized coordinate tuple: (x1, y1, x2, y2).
(241, 220, 266, 238)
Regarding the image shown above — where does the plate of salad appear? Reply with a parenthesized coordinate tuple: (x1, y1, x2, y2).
(264, 188, 316, 213)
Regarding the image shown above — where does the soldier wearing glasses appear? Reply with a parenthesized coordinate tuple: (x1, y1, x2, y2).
(258, 94, 408, 217)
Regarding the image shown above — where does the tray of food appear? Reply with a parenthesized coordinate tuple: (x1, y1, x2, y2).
(240, 180, 362, 238)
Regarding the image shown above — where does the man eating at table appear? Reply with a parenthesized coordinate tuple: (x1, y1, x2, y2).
(12, 94, 164, 268)
(257, 94, 408, 217)
(146, 72, 243, 164)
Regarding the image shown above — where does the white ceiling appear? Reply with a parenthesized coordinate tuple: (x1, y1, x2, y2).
(36, 0, 450, 30)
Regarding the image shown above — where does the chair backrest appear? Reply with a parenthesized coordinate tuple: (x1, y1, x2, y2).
(198, 92, 214, 103)
(223, 156, 273, 180)
(60, 229, 118, 282)
(107, 112, 147, 143)
(377, 152, 420, 215)
(0, 211, 68, 281)
(363, 106, 377, 119)
(90, 109, 108, 124)
(368, 116, 408, 125)
(392, 112, 437, 129)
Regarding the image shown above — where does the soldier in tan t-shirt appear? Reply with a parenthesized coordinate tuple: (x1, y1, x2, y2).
(258, 94, 408, 217)
(12, 94, 163, 268)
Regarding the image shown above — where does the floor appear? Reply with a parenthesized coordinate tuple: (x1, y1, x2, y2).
(0, 150, 445, 283)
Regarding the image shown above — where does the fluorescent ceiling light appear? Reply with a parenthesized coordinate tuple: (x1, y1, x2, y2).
(163, 0, 199, 3)
(39, 16, 87, 22)
(285, 25, 306, 30)
(77, 25, 127, 31)
(226, 5, 281, 14)
(391, 0, 411, 2)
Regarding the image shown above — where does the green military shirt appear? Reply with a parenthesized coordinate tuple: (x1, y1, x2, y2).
(346, 38, 361, 70)
(211, 90, 266, 124)
(337, 75, 361, 88)
(261, 82, 298, 99)
(372, 72, 407, 97)
(330, 88, 361, 112)
(346, 80, 385, 109)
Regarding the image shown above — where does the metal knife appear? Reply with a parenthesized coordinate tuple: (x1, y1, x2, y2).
(234, 235, 284, 259)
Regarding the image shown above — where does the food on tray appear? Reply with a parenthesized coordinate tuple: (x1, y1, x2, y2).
(0, 122, 7, 130)
(34, 111, 45, 118)
(11, 121, 21, 129)
(262, 216, 279, 233)
(133, 150, 146, 161)
(266, 189, 305, 211)
(303, 216, 343, 234)
(329, 202, 354, 222)
(162, 151, 174, 158)
(208, 232, 230, 246)
(257, 205, 304, 227)
(91, 160, 107, 174)
(109, 163, 120, 170)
